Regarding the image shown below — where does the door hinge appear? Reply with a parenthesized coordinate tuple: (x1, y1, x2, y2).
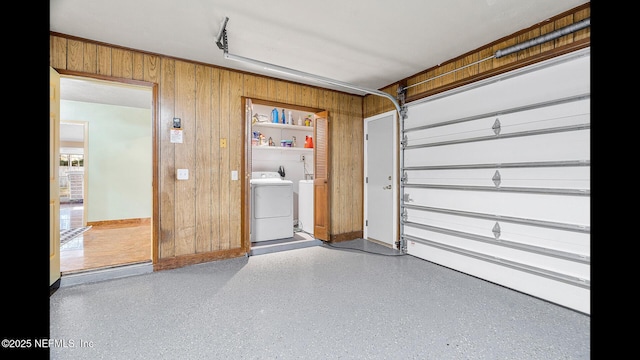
(366, 134, 368, 140)
(366, 177, 368, 183)
(365, 220, 368, 226)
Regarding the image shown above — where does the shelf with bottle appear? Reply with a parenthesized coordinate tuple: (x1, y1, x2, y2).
(252, 122, 313, 131)
(251, 104, 316, 128)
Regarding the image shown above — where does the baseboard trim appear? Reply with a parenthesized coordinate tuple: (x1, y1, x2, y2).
(87, 217, 151, 227)
(154, 248, 247, 271)
(50, 278, 61, 296)
(59, 262, 153, 288)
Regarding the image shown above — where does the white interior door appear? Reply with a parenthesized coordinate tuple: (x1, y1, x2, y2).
(364, 111, 397, 247)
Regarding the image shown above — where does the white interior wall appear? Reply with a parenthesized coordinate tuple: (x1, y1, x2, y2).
(60, 100, 152, 222)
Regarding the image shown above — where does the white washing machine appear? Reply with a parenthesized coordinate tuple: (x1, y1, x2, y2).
(250, 172, 293, 242)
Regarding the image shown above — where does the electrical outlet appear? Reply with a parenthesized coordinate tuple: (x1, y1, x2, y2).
(300, 155, 305, 162)
(177, 169, 189, 180)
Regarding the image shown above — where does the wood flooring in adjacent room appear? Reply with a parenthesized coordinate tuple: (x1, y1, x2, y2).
(59, 203, 152, 274)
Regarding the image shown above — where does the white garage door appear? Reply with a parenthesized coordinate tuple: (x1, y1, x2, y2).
(401, 48, 590, 314)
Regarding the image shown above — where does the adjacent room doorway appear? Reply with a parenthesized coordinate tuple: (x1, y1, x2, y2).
(57, 74, 156, 274)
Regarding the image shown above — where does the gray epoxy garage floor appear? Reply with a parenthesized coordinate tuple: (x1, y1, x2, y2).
(49, 240, 590, 359)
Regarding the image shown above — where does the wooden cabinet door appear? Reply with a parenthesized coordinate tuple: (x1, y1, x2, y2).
(313, 111, 330, 241)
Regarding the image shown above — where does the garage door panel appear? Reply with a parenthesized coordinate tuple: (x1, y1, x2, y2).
(406, 240, 590, 314)
(405, 98, 590, 146)
(401, 49, 590, 314)
(404, 129, 590, 168)
(404, 208, 589, 255)
(404, 188, 589, 226)
(405, 166, 589, 189)
(403, 55, 590, 130)
(403, 229, 589, 282)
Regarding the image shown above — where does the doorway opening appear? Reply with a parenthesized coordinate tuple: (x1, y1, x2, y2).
(244, 97, 326, 256)
(58, 75, 156, 274)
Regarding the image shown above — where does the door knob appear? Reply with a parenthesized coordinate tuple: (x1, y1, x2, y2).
(383, 185, 392, 190)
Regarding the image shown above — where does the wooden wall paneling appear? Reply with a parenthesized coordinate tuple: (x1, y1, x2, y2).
(332, 93, 343, 235)
(255, 76, 269, 100)
(159, 58, 177, 259)
(244, 75, 257, 99)
(67, 40, 84, 72)
(275, 80, 288, 103)
(440, 62, 456, 88)
(431, 65, 446, 90)
(367, 93, 375, 116)
(50, 35, 67, 69)
(310, 87, 320, 109)
(112, 48, 133, 79)
(516, 27, 542, 61)
(424, 69, 436, 93)
(350, 95, 363, 233)
(337, 93, 349, 235)
(267, 78, 277, 101)
(554, 14, 575, 48)
(174, 60, 197, 256)
(374, 92, 383, 116)
(229, 72, 244, 250)
(492, 37, 518, 69)
(456, 52, 480, 83)
(362, 95, 372, 118)
(195, 65, 213, 253)
(143, 54, 161, 87)
(477, 47, 495, 75)
(287, 83, 299, 105)
(83, 43, 97, 74)
(408, 72, 427, 100)
(538, 22, 556, 54)
(385, 86, 397, 113)
(133, 52, 144, 81)
(219, 70, 231, 250)
(574, 8, 590, 41)
(210, 68, 223, 251)
(97, 45, 112, 76)
(301, 86, 312, 108)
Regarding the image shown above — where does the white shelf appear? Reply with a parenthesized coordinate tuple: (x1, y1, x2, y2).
(253, 122, 313, 131)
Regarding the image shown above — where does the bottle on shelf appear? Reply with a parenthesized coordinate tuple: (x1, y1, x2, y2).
(304, 136, 314, 148)
(281, 109, 286, 124)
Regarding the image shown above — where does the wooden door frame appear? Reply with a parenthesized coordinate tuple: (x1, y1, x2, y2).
(50, 66, 61, 290)
(55, 69, 159, 266)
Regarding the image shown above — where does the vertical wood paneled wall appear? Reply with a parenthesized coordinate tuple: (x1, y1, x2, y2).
(363, 3, 590, 117)
(50, 33, 364, 270)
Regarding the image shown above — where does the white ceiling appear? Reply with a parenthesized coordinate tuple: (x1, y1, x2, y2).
(51, 0, 589, 99)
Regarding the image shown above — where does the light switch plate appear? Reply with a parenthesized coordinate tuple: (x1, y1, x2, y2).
(177, 168, 189, 180)
(231, 170, 238, 180)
